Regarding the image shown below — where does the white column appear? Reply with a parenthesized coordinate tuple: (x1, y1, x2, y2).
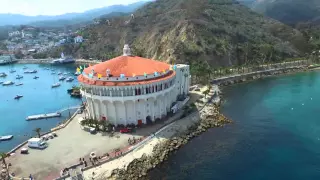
(113, 101, 117, 125)
(123, 101, 127, 125)
(133, 100, 136, 123)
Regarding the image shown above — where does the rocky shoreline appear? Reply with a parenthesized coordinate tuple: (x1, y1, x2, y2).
(109, 99, 231, 180)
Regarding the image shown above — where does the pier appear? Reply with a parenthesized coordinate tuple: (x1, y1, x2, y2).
(25, 106, 81, 121)
(26, 112, 61, 121)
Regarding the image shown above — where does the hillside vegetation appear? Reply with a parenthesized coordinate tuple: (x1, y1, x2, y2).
(252, 0, 320, 26)
(53, 0, 312, 68)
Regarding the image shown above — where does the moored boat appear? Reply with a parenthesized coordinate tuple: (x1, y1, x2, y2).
(33, 76, 39, 79)
(66, 77, 74, 82)
(0, 135, 13, 141)
(24, 70, 37, 74)
(3, 81, 14, 86)
(59, 76, 66, 81)
(16, 83, 23, 86)
(52, 83, 61, 88)
(16, 75, 23, 79)
(14, 95, 23, 99)
(9, 69, 16, 73)
(0, 72, 7, 77)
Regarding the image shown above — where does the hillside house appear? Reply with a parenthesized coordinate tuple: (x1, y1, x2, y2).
(74, 36, 83, 43)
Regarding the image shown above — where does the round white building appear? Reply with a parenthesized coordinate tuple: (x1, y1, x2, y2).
(78, 44, 190, 126)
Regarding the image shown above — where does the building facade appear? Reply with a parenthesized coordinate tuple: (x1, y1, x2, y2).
(78, 44, 190, 126)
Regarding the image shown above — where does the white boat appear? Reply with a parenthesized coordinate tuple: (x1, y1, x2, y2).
(58, 72, 62, 75)
(33, 76, 39, 79)
(16, 75, 23, 79)
(59, 76, 66, 81)
(51, 83, 61, 88)
(45, 68, 50, 70)
(3, 81, 14, 86)
(0, 135, 13, 141)
(66, 77, 74, 82)
(9, 69, 16, 73)
(0, 81, 3, 84)
(22, 66, 28, 69)
(24, 70, 37, 74)
(0, 72, 7, 77)
(63, 72, 68, 75)
(74, 72, 81, 76)
(51, 72, 56, 74)
(16, 83, 23, 86)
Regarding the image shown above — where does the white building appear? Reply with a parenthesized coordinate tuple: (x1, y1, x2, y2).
(74, 36, 83, 43)
(8, 31, 20, 37)
(78, 44, 190, 126)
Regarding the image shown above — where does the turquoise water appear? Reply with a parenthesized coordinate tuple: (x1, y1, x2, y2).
(0, 64, 81, 152)
(148, 71, 320, 179)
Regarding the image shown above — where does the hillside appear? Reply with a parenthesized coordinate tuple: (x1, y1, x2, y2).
(52, 0, 312, 67)
(251, 0, 320, 26)
(0, 1, 151, 27)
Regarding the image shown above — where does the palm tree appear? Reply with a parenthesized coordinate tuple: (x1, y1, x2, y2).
(33, 128, 41, 138)
(0, 152, 7, 167)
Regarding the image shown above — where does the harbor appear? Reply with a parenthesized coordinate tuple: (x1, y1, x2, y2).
(0, 63, 82, 152)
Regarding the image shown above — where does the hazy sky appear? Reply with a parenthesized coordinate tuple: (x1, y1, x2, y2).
(0, 0, 144, 16)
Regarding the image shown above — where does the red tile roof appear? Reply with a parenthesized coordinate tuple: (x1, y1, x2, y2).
(78, 70, 176, 86)
(83, 55, 171, 77)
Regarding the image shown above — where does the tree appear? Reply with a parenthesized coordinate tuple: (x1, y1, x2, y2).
(203, 89, 210, 98)
(33, 128, 41, 138)
(0, 152, 7, 167)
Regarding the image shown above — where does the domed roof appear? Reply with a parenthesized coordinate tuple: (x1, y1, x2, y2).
(83, 55, 171, 77)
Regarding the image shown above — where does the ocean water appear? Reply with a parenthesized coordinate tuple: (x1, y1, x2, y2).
(0, 64, 81, 152)
(148, 71, 320, 180)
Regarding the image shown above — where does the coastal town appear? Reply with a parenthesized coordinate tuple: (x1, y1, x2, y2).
(0, 26, 84, 59)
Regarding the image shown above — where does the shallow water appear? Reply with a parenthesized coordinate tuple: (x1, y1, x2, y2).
(0, 64, 81, 152)
(148, 71, 320, 180)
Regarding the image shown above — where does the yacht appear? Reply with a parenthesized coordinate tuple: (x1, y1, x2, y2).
(51, 53, 75, 64)
(52, 83, 61, 88)
(3, 81, 14, 86)
(66, 77, 74, 82)
(0, 72, 7, 77)
(59, 76, 66, 81)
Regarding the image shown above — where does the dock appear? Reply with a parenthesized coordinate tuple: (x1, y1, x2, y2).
(26, 112, 61, 121)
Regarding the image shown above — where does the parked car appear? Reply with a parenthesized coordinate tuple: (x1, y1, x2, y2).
(120, 128, 132, 133)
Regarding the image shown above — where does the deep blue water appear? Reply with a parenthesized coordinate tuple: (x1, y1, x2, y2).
(148, 71, 320, 180)
(0, 64, 81, 152)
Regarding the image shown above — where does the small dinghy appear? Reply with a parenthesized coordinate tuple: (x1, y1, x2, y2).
(9, 69, 16, 73)
(3, 81, 14, 86)
(52, 83, 61, 88)
(0, 135, 13, 141)
(33, 76, 39, 79)
(16, 75, 23, 79)
(14, 95, 23, 99)
(22, 66, 28, 69)
(16, 83, 23, 86)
